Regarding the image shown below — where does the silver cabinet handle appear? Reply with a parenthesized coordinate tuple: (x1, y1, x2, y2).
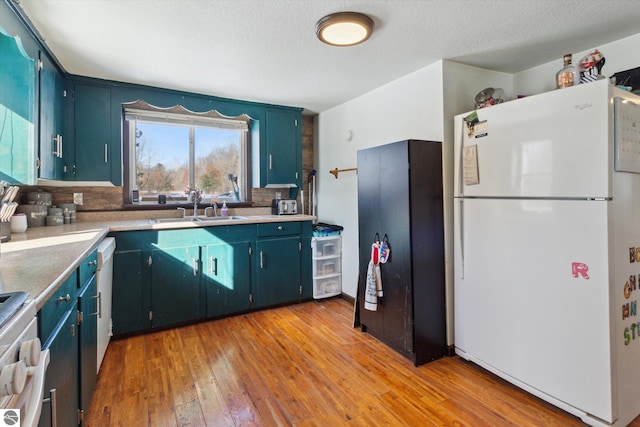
(43, 388, 57, 427)
(259, 251, 264, 269)
(57, 294, 70, 303)
(277, 225, 283, 231)
(104, 144, 108, 163)
(88, 260, 97, 266)
(192, 257, 198, 276)
(269, 154, 272, 170)
(52, 135, 63, 158)
(92, 292, 102, 318)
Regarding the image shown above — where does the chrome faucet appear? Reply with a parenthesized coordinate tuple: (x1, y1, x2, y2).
(177, 207, 186, 218)
(189, 189, 201, 217)
(204, 202, 218, 218)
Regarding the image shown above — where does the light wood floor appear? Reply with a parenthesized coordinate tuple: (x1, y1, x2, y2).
(86, 298, 594, 426)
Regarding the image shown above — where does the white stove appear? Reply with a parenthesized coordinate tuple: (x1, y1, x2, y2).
(0, 292, 49, 427)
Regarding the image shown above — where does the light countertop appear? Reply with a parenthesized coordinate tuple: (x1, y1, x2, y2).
(0, 214, 314, 309)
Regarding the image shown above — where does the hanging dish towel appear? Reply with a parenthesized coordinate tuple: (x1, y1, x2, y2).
(364, 241, 383, 311)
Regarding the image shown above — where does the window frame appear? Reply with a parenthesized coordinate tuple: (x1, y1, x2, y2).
(122, 105, 252, 208)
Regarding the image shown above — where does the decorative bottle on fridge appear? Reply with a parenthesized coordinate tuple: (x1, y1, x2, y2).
(556, 53, 578, 88)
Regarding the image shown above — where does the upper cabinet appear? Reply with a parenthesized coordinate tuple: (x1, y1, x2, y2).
(0, 26, 36, 184)
(73, 84, 112, 182)
(260, 107, 302, 188)
(39, 53, 69, 180)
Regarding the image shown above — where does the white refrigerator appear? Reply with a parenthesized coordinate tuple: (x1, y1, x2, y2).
(454, 79, 640, 426)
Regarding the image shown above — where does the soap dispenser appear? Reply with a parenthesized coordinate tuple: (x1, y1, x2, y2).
(221, 202, 229, 217)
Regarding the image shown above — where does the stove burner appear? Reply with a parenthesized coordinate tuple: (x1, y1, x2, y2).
(0, 292, 28, 330)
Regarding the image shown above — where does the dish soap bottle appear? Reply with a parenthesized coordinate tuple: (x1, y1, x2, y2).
(221, 202, 229, 217)
(556, 53, 578, 89)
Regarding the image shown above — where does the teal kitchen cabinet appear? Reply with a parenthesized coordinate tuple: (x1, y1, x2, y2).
(254, 236, 302, 308)
(38, 53, 68, 180)
(112, 249, 149, 335)
(109, 220, 312, 334)
(74, 84, 111, 181)
(0, 26, 36, 184)
(78, 274, 98, 425)
(203, 240, 251, 317)
(39, 248, 100, 426)
(38, 271, 79, 427)
(263, 108, 302, 187)
(39, 300, 80, 427)
(253, 221, 311, 309)
(150, 245, 203, 328)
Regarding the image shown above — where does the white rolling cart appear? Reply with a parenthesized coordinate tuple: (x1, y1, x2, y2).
(311, 234, 342, 299)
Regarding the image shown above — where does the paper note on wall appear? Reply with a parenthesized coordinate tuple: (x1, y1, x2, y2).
(463, 145, 480, 185)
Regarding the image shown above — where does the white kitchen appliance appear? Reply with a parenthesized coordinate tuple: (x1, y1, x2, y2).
(0, 292, 49, 427)
(96, 237, 115, 372)
(454, 79, 640, 426)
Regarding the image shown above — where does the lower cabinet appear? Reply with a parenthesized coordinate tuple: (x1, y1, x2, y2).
(151, 245, 202, 327)
(110, 220, 312, 336)
(40, 301, 79, 427)
(204, 240, 251, 317)
(112, 249, 148, 335)
(39, 249, 98, 427)
(78, 275, 98, 421)
(253, 236, 302, 309)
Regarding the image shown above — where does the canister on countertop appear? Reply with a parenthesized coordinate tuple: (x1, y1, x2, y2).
(45, 215, 64, 226)
(16, 204, 48, 227)
(26, 190, 52, 206)
(47, 207, 63, 216)
(59, 203, 76, 224)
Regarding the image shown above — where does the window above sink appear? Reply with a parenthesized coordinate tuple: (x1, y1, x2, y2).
(123, 102, 252, 206)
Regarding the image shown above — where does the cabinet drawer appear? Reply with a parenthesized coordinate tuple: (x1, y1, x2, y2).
(256, 222, 301, 237)
(78, 248, 98, 287)
(39, 270, 78, 344)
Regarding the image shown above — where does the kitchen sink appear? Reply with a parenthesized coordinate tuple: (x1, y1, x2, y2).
(149, 217, 199, 224)
(149, 216, 247, 224)
(195, 215, 247, 222)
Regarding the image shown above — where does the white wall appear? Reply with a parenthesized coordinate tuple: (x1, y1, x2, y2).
(441, 61, 513, 345)
(316, 62, 445, 298)
(515, 33, 640, 95)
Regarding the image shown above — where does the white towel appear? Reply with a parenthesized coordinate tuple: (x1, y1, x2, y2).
(364, 260, 383, 311)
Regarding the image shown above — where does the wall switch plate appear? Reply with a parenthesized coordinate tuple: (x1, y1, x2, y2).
(73, 193, 83, 205)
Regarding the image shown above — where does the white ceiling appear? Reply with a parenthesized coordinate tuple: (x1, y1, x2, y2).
(15, 0, 640, 114)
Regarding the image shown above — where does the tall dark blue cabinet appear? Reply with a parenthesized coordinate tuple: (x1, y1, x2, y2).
(357, 139, 447, 366)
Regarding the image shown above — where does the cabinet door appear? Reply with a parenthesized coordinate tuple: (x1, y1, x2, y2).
(39, 306, 79, 427)
(39, 54, 66, 180)
(254, 237, 301, 308)
(204, 241, 251, 317)
(357, 142, 413, 354)
(112, 250, 149, 335)
(265, 108, 299, 185)
(151, 246, 202, 328)
(78, 275, 98, 424)
(74, 84, 111, 181)
(0, 29, 35, 184)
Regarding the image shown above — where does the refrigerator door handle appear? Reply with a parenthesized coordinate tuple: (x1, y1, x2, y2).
(456, 199, 465, 279)
(456, 119, 466, 198)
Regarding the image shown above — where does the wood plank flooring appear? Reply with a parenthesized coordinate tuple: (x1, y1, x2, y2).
(86, 298, 591, 426)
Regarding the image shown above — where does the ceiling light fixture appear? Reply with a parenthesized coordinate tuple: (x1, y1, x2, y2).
(316, 12, 374, 47)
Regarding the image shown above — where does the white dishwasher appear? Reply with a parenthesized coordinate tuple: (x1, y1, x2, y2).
(96, 237, 115, 373)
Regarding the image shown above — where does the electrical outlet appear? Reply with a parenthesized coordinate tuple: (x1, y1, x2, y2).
(73, 193, 83, 205)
